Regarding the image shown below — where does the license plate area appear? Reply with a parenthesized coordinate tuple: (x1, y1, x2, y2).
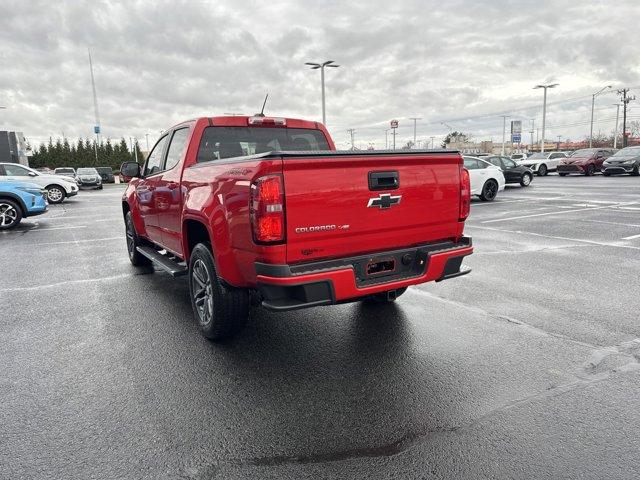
(355, 249, 429, 286)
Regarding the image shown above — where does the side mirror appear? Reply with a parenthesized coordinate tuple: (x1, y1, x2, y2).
(120, 162, 141, 178)
(28, 171, 37, 177)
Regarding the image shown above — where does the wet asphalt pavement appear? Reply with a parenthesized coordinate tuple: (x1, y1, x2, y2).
(2, 174, 640, 479)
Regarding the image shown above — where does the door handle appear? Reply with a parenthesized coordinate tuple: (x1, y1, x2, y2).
(368, 171, 399, 190)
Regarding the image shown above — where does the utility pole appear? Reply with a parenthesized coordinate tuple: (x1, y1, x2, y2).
(529, 119, 535, 150)
(500, 115, 509, 155)
(556, 135, 561, 151)
(613, 104, 621, 149)
(534, 83, 558, 153)
(409, 117, 421, 148)
(590, 86, 611, 147)
(618, 88, 636, 147)
(347, 129, 355, 150)
(392, 129, 397, 150)
(384, 129, 389, 149)
(430, 136, 435, 149)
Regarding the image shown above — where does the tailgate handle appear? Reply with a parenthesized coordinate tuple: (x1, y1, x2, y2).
(368, 171, 399, 190)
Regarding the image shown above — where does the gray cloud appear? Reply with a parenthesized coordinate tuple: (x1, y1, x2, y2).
(1, 0, 639, 149)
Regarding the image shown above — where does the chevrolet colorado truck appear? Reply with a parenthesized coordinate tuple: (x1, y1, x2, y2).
(120, 115, 473, 340)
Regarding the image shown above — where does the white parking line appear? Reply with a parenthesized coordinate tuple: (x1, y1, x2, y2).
(468, 225, 640, 251)
(4, 236, 125, 247)
(622, 233, 640, 240)
(0, 273, 133, 293)
(481, 201, 640, 224)
(19, 225, 88, 232)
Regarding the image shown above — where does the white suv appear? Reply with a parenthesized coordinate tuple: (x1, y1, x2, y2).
(0, 163, 79, 203)
(517, 151, 567, 176)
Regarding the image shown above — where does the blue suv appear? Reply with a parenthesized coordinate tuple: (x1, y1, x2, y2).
(0, 179, 48, 230)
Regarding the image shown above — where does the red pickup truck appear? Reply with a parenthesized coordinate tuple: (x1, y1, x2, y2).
(120, 115, 473, 340)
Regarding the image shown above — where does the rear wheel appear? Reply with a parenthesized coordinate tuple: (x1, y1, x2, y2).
(0, 199, 22, 230)
(189, 243, 249, 341)
(479, 179, 498, 201)
(632, 165, 640, 176)
(125, 211, 151, 266)
(46, 185, 66, 204)
(585, 164, 595, 176)
(520, 172, 532, 186)
(363, 287, 408, 304)
(537, 164, 548, 176)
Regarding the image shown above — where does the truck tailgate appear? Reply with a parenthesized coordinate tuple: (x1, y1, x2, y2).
(281, 151, 462, 264)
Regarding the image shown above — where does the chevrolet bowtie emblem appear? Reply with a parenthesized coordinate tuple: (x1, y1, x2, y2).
(367, 193, 402, 209)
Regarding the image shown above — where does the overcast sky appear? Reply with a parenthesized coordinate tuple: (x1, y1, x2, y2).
(1, 0, 639, 149)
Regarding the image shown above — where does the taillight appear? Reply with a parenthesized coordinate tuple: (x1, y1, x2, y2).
(250, 174, 285, 244)
(459, 166, 470, 221)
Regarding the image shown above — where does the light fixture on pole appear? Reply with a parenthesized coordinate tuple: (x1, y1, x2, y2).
(305, 60, 340, 126)
(409, 117, 421, 148)
(590, 85, 612, 147)
(533, 83, 558, 153)
(612, 104, 621, 149)
(500, 115, 510, 155)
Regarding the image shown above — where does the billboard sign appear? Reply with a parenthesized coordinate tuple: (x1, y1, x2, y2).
(510, 120, 522, 135)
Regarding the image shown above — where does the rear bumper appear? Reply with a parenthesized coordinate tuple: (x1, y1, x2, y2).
(256, 237, 473, 311)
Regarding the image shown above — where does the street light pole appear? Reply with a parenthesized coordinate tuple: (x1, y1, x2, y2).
(590, 85, 612, 147)
(613, 104, 621, 149)
(430, 136, 435, 149)
(500, 115, 509, 155)
(305, 60, 340, 126)
(384, 129, 389, 149)
(534, 83, 559, 153)
(409, 117, 421, 148)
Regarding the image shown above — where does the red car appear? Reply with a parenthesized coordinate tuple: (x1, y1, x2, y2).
(557, 148, 614, 176)
(120, 115, 473, 340)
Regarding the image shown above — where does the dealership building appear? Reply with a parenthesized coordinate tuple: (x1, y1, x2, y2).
(0, 130, 29, 165)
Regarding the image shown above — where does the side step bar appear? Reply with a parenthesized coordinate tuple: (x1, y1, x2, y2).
(136, 246, 187, 277)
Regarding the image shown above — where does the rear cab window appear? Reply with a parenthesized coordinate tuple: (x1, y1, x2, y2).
(196, 127, 331, 163)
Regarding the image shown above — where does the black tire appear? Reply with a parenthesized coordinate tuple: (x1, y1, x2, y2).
(537, 164, 548, 176)
(520, 172, 533, 186)
(603, 171, 611, 177)
(558, 172, 568, 177)
(632, 165, 640, 176)
(479, 179, 498, 201)
(98, 185, 103, 190)
(124, 211, 152, 266)
(46, 185, 66, 204)
(189, 243, 249, 341)
(585, 164, 595, 176)
(363, 287, 408, 304)
(0, 198, 22, 230)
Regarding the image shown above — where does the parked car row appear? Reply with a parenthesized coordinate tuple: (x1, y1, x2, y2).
(54, 166, 116, 184)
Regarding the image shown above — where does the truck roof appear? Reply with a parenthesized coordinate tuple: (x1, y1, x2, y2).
(167, 116, 323, 132)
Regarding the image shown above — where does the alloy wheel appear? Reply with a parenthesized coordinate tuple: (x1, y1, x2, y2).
(484, 181, 497, 200)
(48, 187, 63, 202)
(522, 173, 531, 186)
(0, 203, 18, 227)
(125, 217, 135, 258)
(192, 259, 214, 326)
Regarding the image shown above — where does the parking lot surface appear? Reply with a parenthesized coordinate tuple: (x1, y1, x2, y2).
(2, 176, 640, 479)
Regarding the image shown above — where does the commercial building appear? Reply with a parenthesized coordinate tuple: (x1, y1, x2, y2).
(0, 131, 29, 165)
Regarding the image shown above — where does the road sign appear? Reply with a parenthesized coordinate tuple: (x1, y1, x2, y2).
(511, 120, 522, 135)
(511, 134, 521, 143)
(390, 119, 399, 129)
(94, 125, 101, 134)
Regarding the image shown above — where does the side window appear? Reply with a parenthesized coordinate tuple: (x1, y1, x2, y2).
(4, 164, 31, 176)
(164, 128, 190, 171)
(503, 158, 517, 168)
(486, 157, 501, 167)
(463, 158, 479, 170)
(144, 135, 169, 176)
